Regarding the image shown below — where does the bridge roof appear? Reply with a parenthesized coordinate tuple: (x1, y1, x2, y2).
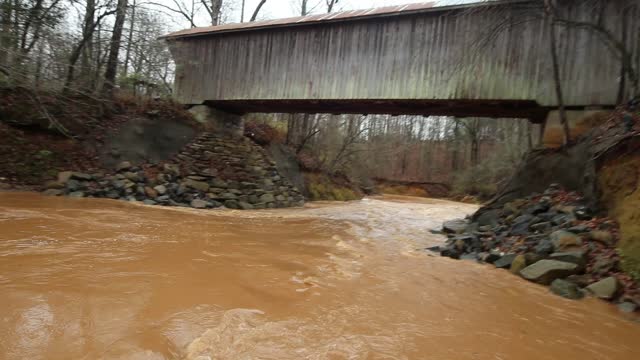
(162, 1, 513, 40)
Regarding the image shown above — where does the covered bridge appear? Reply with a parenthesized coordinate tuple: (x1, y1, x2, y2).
(162, 0, 639, 123)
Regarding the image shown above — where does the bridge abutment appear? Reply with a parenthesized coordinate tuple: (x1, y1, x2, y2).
(188, 105, 245, 137)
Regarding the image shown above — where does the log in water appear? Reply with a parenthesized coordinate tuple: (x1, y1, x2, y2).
(0, 193, 638, 359)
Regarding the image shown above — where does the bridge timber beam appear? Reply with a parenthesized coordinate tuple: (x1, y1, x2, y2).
(206, 99, 551, 123)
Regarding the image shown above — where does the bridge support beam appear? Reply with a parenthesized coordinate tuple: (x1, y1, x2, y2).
(188, 105, 244, 137)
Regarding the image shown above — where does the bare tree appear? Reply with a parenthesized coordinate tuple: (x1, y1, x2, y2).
(145, 0, 199, 28)
(102, 0, 128, 97)
(65, 2, 118, 90)
(200, 0, 222, 25)
(325, 0, 338, 13)
(544, 0, 570, 146)
(249, 0, 267, 21)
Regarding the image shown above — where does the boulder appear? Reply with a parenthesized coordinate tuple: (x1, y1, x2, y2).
(224, 200, 239, 209)
(592, 256, 619, 275)
(534, 239, 554, 255)
(116, 161, 132, 172)
(185, 179, 210, 192)
(510, 215, 535, 236)
(210, 178, 227, 188)
(617, 302, 638, 313)
(551, 214, 571, 226)
(187, 175, 208, 181)
(525, 203, 550, 215)
(460, 253, 479, 262)
(142, 199, 157, 205)
(550, 230, 582, 251)
(66, 179, 81, 191)
(219, 192, 237, 200)
(145, 187, 158, 198)
(163, 163, 181, 176)
(260, 193, 276, 203)
(442, 219, 468, 234)
(45, 180, 65, 189)
(71, 172, 92, 181)
(153, 185, 168, 195)
(477, 210, 500, 227)
(57, 171, 73, 183)
(190, 199, 209, 209)
(530, 221, 552, 233)
(493, 254, 517, 269)
(510, 255, 527, 274)
(520, 260, 579, 285)
(524, 252, 544, 266)
(68, 191, 85, 198)
(440, 247, 460, 259)
(124, 172, 140, 182)
(238, 201, 254, 210)
(42, 189, 63, 196)
(425, 246, 441, 253)
(585, 277, 619, 299)
(548, 251, 587, 268)
(480, 251, 501, 263)
(550, 279, 584, 300)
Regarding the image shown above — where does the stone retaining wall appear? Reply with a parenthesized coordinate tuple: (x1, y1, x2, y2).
(43, 132, 305, 210)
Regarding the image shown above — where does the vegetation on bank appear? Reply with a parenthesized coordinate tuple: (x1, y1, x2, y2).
(597, 137, 640, 281)
(305, 172, 362, 202)
(0, 87, 198, 185)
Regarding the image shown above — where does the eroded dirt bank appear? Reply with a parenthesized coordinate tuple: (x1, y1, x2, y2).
(0, 193, 639, 359)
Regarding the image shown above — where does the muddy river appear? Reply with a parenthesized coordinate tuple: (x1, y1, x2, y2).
(0, 192, 639, 359)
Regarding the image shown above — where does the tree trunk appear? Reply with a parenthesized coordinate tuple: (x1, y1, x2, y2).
(102, 0, 128, 98)
(616, 10, 628, 104)
(33, 40, 44, 88)
(545, 0, 570, 146)
(123, 0, 136, 78)
(79, 0, 96, 85)
(471, 138, 479, 166)
(250, 0, 267, 22)
(0, 0, 13, 69)
(210, 0, 222, 25)
(451, 119, 460, 171)
(326, 0, 338, 13)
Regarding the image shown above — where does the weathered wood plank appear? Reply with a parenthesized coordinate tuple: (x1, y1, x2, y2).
(167, 0, 637, 110)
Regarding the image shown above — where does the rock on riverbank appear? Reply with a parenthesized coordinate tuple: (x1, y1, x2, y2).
(435, 184, 639, 311)
(40, 132, 306, 210)
(42, 161, 305, 210)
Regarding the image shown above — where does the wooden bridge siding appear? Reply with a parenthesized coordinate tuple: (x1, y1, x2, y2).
(169, 1, 639, 107)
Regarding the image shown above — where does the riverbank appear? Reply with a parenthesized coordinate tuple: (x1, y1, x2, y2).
(432, 104, 640, 312)
(436, 183, 639, 312)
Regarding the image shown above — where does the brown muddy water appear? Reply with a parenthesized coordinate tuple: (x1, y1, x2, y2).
(0, 192, 639, 360)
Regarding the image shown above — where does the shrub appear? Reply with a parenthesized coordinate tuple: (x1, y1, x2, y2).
(244, 120, 284, 145)
(305, 172, 362, 201)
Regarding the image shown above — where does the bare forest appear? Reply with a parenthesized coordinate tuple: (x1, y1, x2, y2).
(2, 0, 635, 199)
